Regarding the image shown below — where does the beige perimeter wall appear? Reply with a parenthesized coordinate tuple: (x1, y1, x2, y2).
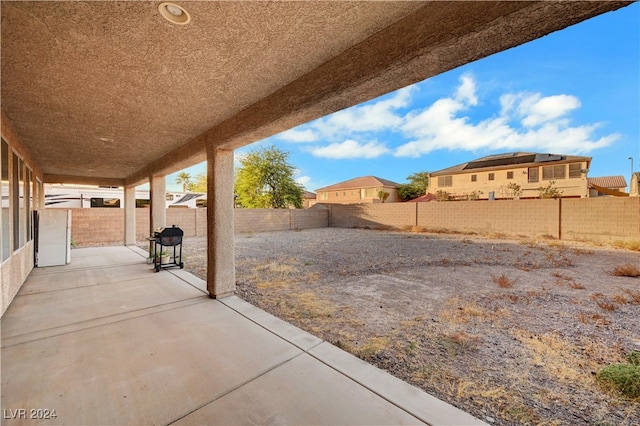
(71, 207, 330, 246)
(69, 197, 639, 247)
(328, 198, 640, 243)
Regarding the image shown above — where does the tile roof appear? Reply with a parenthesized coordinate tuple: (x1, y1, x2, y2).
(588, 176, 627, 189)
(431, 152, 591, 176)
(406, 193, 436, 202)
(303, 190, 317, 199)
(316, 176, 400, 192)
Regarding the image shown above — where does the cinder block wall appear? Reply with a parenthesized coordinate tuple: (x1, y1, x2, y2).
(70, 207, 329, 246)
(71, 208, 125, 245)
(328, 198, 639, 242)
(195, 208, 207, 237)
(291, 208, 330, 230)
(67, 198, 639, 246)
(417, 199, 560, 238)
(136, 209, 150, 240)
(562, 197, 640, 242)
(329, 203, 417, 229)
(167, 209, 196, 236)
(234, 209, 290, 233)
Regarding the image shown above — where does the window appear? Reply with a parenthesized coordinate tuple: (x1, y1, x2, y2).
(471, 174, 477, 182)
(364, 188, 376, 197)
(343, 192, 346, 196)
(569, 163, 582, 178)
(438, 176, 452, 187)
(26, 167, 32, 241)
(1, 139, 9, 261)
(528, 167, 539, 183)
(166, 194, 174, 201)
(542, 165, 566, 180)
(37, 179, 43, 211)
(12, 152, 24, 250)
(321, 192, 327, 200)
(507, 171, 514, 179)
(90, 197, 121, 208)
(136, 199, 150, 208)
(335, 192, 339, 197)
(488, 173, 495, 181)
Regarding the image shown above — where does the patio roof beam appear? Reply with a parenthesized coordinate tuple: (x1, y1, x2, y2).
(43, 174, 124, 187)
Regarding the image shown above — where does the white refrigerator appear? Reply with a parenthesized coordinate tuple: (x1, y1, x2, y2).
(37, 209, 71, 267)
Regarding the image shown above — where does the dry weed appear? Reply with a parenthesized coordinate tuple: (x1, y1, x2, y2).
(447, 330, 481, 349)
(511, 330, 617, 387)
(571, 247, 594, 255)
(611, 294, 630, 304)
(623, 289, 640, 304)
(491, 273, 516, 288)
(409, 225, 427, 233)
(590, 293, 618, 312)
(358, 336, 390, 359)
(440, 298, 510, 324)
(612, 240, 640, 252)
(610, 263, 640, 277)
(578, 312, 611, 326)
(295, 291, 336, 318)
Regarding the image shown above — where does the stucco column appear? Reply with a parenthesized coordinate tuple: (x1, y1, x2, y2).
(149, 175, 166, 254)
(206, 146, 235, 298)
(124, 186, 136, 245)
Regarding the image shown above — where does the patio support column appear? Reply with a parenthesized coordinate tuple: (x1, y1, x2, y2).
(149, 175, 166, 253)
(124, 186, 136, 246)
(206, 146, 235, 298)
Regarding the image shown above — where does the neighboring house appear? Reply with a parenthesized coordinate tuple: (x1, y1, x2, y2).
(588, 176, 627, 197)
(302, 190, 317, 208)
(316, 176, 400, 204)
(428, 152, 591, 200)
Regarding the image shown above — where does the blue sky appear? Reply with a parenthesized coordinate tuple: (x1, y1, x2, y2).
(166, 3, 639, 193)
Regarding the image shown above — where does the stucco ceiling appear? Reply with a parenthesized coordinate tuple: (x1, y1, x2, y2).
(1, 1, 631, 186)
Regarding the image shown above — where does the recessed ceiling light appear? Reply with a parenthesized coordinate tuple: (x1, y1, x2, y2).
(159, 2, 191, 25)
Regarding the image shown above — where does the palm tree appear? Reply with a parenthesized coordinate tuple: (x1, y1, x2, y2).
(175, 172, 192, 192)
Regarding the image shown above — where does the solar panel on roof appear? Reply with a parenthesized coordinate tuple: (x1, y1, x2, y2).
(463, 154, 536, 170)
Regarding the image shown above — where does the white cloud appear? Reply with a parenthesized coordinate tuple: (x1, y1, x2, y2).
(310, 139, 390, 159)
(395, 75, 619, 157)
(278, 128, 318, 143)
(519, 94, 581, 127)
(301, 85, 416, 141)
(295, 175, 311, 187)
(455, 73, 478, 106)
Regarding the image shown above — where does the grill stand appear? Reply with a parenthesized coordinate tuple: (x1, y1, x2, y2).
(147, 225, 184, 272)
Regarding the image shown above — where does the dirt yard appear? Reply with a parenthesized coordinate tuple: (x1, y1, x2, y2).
(178, 228, 640, 425)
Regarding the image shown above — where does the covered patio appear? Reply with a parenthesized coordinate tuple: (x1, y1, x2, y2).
(1, 1, 633, 424)
(2, 245, 481, 425)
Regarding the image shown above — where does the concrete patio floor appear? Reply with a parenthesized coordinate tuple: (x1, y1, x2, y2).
(1, 246, 484, 425)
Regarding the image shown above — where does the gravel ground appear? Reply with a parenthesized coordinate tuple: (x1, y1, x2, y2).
(170, 228, 640, 425)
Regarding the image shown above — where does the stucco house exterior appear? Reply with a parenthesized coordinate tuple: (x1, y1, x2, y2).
(302, 190, 317, 208)
(315, 176, 400, 204)
(428, 152, 592, 200)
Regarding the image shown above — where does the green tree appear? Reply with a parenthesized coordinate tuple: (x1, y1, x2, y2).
(190, 173, 207, 193)
(397, 171, 430, 201)
(175, 172, 192, 192)
(538, 181, 563, 199)
(377, 190, 390, 203)
(234, 146, 303, 209)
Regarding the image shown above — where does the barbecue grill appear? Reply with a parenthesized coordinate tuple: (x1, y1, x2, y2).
(149, 225, 184, 272)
